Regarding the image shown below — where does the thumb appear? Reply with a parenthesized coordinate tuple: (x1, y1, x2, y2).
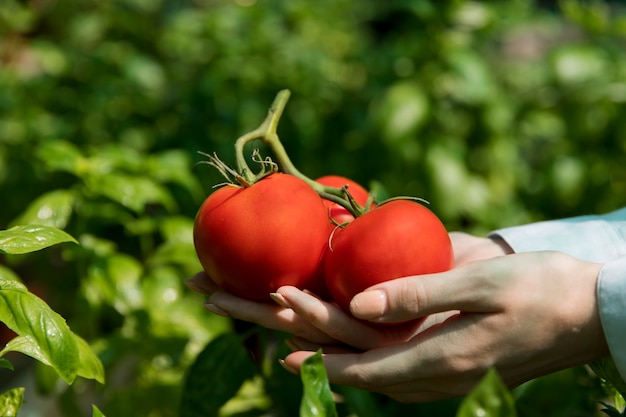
(349, 263, 494, 323)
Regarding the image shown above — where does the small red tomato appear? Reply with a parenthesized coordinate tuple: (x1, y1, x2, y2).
(316, 175, 373, 224)
(193, 173, 330, 301)
(324, 199, 453, 315)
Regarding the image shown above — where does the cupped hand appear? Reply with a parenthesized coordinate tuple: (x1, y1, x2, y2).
(184, 233, 513, 351)
(281, 252, 609, 402)
(186, 271, 441, 351)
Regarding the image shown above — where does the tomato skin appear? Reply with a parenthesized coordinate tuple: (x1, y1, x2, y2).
(324, 199, 453, 315)
(316, 175, 372, 224)
(193, 173, 330, 301)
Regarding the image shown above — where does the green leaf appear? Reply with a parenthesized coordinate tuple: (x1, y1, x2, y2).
(0, 358, 14, 371)
(590, 358, 626, 411)
(0, 225, 77, 255)
(0, 388, 24, 417)
(75, 334, 105, 384)
(10, 189, 76, 229)
(0, 266, 22, 283)
(179, 333, 256, 417)
(92, 404, 106, 417)
(300, 350, 338, 417)
(84, 172, 177, 213)
(456, 368, 517, 417)
(0, 280, 79, 384)
(35, 140, 86, 175)
(83, 253, 143, 313)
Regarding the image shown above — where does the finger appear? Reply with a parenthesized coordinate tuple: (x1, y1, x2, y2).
(185, 271, 221, 295)
(208, 291, 337, 344)
(276, 286, 421, 350)
(349, 260, 504, 323)
(285, 336, 358, 354)
(282, 313, 486, 398)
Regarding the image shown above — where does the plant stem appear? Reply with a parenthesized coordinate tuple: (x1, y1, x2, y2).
(234, 89, 366, 217)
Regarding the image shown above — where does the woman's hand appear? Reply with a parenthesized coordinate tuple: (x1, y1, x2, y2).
(185, 233, 514, 350)
(280, 252, 609, 402)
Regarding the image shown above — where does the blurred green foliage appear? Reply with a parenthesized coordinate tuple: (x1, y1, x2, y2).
(1, 0, 625, 415)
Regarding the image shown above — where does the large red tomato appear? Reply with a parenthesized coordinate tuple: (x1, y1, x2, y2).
(324, 199, 453, 315)
(316, 175, 372, 224)
(193, 173, 330, 300)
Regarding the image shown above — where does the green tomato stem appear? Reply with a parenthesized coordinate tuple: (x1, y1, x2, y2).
(233, 89, 366, 218)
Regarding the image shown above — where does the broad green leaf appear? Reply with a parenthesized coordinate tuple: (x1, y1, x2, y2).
(300, 350, 338, 417)
(0, 266, 22, 283)
(0, 387, 24, 417)
(0, 280, 79, 384)
(84, 172, 176, 213)
(0, 225, 77, 255)
(83, 253, 143, 313)
(147, 150, 204, 200)
(75, 334, 105, 384)
(457, 368, 517, 417)
(179, 333, 256, 417)
(10, 189, 76, 229)
(92, 404, 106, 417)
(373, 81, 429, 144)
(35, 140, 86, 175)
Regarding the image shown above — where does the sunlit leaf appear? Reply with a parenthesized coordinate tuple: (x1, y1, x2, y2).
(457, 368, 517, 417)
(300, 350, 338, 417)
(10, 189, 76, 229)
(179, 333, 256, 417)
(83, 253, 143, 313)
(0, 387, 24, 417)
(92, 405, 106, 417)
(35, 140, 86, 175)
(0, 280, 79, 384)
(84, 172, 176, 213)
(147, 150, 204, 200)
(0, 225, 77, 255)
(75, 334, 105, 384)
(0, 266, 21, 283)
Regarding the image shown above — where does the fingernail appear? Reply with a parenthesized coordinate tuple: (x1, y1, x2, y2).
(270, 292, 290, 308)
(203, 302, 229, 317)
(278, 359, 299, 375)
(350, 289, 387, 320)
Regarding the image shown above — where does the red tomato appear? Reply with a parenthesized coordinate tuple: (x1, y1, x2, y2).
(324, 199, 453, 315)
(316, 175, 373, 224)
(193, 173, 330, 300)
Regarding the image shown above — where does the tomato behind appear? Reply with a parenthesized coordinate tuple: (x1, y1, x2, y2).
(193, 173, 330, 300)
(324, 199, 453, 315)
(316, 175, 372, 224)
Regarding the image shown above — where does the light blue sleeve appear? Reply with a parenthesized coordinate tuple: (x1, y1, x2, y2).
(597, 258, 626, 383)
(489, 207, 626, 382)
(489, 207, 626, 263)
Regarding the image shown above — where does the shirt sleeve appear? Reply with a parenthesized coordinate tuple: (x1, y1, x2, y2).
(597, 258, 626, 383)
(489, 207, 626, 264)
(489, 206, 626, 382)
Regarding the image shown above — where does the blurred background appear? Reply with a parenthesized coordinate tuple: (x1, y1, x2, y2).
(1, 0, 625, 416)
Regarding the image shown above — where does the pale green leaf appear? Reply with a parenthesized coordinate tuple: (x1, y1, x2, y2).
(0, 225, 77, 255)
(0, 281, 79, 384)
(75, 334, 105, 384)
(300, 350, 338, 417)
(456, 368, 517, 417)
(92, 405, 106, 417)
(84, 172, 176, 213)
(10, 189, 75, 229)
(0, 388, 24, 417)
